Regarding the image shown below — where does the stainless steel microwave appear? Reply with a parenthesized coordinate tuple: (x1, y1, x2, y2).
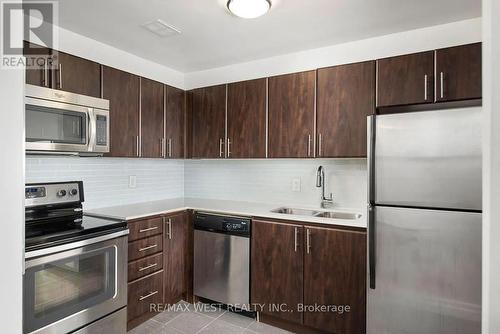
(25, 84, 110, 155)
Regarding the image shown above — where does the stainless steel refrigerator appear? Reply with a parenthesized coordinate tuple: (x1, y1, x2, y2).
(367, 107, 482, 334)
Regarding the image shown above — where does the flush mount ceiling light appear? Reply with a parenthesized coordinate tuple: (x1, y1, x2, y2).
(227, 0, 271, 19)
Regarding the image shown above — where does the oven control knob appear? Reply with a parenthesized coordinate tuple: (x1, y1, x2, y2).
(70, 189, 78, 196)
(57, 190, 67, 197)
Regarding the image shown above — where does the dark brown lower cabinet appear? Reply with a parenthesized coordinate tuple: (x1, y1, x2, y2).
(304, 226, 367, 334)
(251, 219, 367, 334)
(127, 217, 165, 330)
(251, 220, 304, 323)
(164, 212, 188, 303)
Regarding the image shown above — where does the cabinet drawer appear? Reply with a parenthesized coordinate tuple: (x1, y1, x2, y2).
(128, 217, 163, 241)
(129, 235, 163, 261)
(128, 270, 164, 321)
(128, 253, 163, 282)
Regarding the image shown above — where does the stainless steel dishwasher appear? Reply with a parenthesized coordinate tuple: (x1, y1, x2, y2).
(194, 212, 251, 306)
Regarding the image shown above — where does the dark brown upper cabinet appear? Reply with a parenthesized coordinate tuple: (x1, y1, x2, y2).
(24, 42, 101, 97)
(227, 78, 267, 158)
(377, 51, 434, 107)
(317, 61, 375, 158)
(102, 66, 140, 158)
(165, 86, 185, 159)
(435, 43, 482, 102)
(140, 78, 164, 158)
(52, 51, 101, 97)
(268, 71, 316, 158)
(251, 220, 304, 324)
(24, 41, 53, 87)
(303, 226, 367, 334)
(190, 85, 226, 159)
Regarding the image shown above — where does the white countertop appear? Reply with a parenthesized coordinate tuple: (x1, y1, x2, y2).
(85, 198, 367, 229)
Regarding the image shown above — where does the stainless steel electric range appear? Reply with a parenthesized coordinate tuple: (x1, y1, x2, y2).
(23, 181, 129, 334)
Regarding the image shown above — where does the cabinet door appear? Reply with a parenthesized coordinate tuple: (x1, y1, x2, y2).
(24, 41, 52, 87)
(377, 51, 434, 107)
(102, 66, 140, 157)
(164, 213, 188, 303)
(304, 226, 366, 334)
(227, 78, 267, 158)
(140, 78, 164, 158)
(436, 43, 482, 102)
(251, 220, 304, 324)
(268, 71, 315, 158)
(191, 85, 226, 158)
(165, 86, 185, 159)
(53, 51, 101, 97)
(317, 61, 375, 158)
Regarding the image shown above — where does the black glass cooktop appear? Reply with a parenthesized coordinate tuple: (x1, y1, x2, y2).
(25, 215, 127, 252)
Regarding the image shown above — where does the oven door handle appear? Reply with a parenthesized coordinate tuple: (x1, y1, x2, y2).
(25, 229, 129, 260)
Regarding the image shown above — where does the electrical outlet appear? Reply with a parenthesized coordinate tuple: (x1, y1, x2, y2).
(292, 178, 301, 192)
(129, 175, 137, 188)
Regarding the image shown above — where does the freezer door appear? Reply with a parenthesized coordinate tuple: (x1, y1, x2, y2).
(367, 206, 481, 334)
(373, 107, 482, 210)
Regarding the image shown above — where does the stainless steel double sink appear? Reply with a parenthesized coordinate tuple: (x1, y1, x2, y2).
(271, 207, 362, 220)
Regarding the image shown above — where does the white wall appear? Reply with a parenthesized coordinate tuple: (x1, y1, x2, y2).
(0, 24, 24, 334)
(185, 159, 367, 209)
(26, 157, 185, 210)
(184, 18, 481, 89)
(482, 0, 500, 332)
(29, 24, 185, 89)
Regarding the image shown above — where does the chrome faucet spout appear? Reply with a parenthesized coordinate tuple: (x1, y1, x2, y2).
(316, 166, 333, 208)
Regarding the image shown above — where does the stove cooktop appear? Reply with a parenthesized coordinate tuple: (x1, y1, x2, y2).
(25, 215, 127, 252)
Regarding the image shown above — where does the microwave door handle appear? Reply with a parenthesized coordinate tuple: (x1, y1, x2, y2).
(88, 108, 97, 152)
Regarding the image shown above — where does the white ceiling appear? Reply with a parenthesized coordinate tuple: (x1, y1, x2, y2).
(54, 0, 480, 73)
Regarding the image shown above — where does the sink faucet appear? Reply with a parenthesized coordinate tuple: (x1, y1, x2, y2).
(316, 166, 333, 208)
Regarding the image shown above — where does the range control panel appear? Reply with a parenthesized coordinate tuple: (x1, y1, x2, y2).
(25, 181, 83, 208)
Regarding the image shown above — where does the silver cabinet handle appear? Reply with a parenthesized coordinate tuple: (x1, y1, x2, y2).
(136, 136, 140, 157)
(307, 134, 312, 157)
(294, 227, 298, 252)
(139, 226, 158, 233)
(43, 61, 49, 87)
(139, 290, 158, 301)
(160, 138, 165, 157)
(139, 244, 157, 252)
(58, 63, 63, 89)
(318, 133, 323, 157)
(227, 138, 232, 157)
(138, 263, 158, 272)
(167, 218, 172, 240)
(424, 74, 428, 101)
(168, 138, 172, 157)
(306, 229, 311, 254)
(440, 72, 444, 99)
(219, 138, 224, 158)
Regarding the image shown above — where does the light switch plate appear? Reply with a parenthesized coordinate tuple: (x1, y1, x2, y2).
(292, 178, 301, 192)
(129, 175, 137, 188)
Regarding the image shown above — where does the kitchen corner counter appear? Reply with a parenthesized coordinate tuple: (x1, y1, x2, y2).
(85, 198, 367, 229)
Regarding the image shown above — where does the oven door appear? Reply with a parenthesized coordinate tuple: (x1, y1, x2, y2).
(23, 233, 128, 334)
(25, 97, 90, 153)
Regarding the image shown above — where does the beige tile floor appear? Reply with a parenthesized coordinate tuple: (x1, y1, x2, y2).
(128, 301, 293, 334)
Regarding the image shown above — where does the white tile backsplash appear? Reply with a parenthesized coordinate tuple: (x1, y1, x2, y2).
(25, 157, 367, 211)
(25, 156, 185, 209)
(184, 159, 367, 210)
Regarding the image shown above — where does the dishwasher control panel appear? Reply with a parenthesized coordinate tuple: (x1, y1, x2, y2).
(194, 212, 251, 237)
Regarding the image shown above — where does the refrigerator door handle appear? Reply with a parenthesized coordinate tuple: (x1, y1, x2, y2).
(367, 115, 376, 204)
(368, 205, 376, 289)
